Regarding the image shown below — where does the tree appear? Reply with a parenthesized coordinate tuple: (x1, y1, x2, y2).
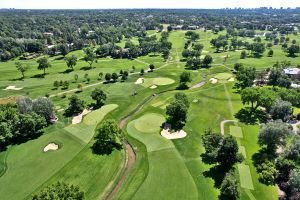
(251, 42, 265, 57)
(32, 97, 54, 123)
(241, 87, 277, 112)
(0, 122, 13, 144)
(287, 169, 300, 199)
(149, 64, 155, 71)
(84, 47, 96, 67)
(201, 129, 223, 164)
(32, 182, 84, 200)
(65, 55, 77, 70)
(111, 73, 118, 82)
(105, 73, 111, 82)
(268, 49, 274, 57)
(161, 48, 170, 60)
(179, 71, 191, 89)
(91, 88, 106, 107)
(15, 62, 29, 79)
(59, 43, 69, 57)
(217, 135, 243, 169)
(287, 44, 299, 57)
(166, 99, 188, 129)
(219, 171, 240, 200)
(16, 97, 33, 114)
(92, 119, 123, 155)
(284, 136, 300, 162)
(268, 67, 291, 88)
(270, 99, 293, 121)
(202, 55, 213, 68)
(257, 161, 278, 185)
(174, 93, 189, 108)
(37, 57, 51, 75)
(235, 66, 256, 89)
(17, 113, 47, 139)
(74, 74, 79, 82)
(240, 50, 247, 59)
(258, 120, 293, 153)
(53, 80, 59, 88)
(65, 95, 85, 116)
(140, 68, 144, 75)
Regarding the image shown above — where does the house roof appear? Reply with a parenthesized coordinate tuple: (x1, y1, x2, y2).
(283, 68, 300, 75)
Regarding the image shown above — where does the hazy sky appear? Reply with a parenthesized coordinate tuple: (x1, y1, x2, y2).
(1, 0, 300, 9)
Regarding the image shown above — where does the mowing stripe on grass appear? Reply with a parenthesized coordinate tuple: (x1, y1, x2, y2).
(239, 146, 247, 158)
(229, 125, 243, 138)
(238, 164, 254, 190)
(244, 189, 257, 200)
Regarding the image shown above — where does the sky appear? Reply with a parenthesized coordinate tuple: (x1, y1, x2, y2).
(1, 0, 300, 9)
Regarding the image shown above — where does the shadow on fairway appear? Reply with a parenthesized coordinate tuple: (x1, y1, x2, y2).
(203, 165, 228, 188)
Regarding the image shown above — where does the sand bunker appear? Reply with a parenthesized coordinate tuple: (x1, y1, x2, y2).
(150, 85, 157, 89)
(72, 109, 92, 124)
(209, 78, 218, 84)
(43, 143, 59, 152)
(161, 123, 187, 140)
(3, 86, 23, 91)
(135, 78, 144, 84)
(228, 77, 235, 82)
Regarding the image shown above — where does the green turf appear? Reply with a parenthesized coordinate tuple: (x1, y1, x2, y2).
(142, 77, 175, 88)
(133, 113, 165, 133)
(214, 73, 233, 80)
(238, 163, 254, 190)
(83, 104, 119, 126)
(230, 125, 244, 138)
(239, 145, 247, 158)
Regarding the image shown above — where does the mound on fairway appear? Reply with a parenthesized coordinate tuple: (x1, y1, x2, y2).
(238, 163, 254, 190)
(134, 113, 165, 133)
(229, 125, 243, 138)
(214, 73, 233, 81)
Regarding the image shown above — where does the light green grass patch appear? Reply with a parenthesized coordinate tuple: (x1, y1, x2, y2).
(64, 123, 95, 144)
(238, 163, 254, 190)
(152, 101, 165, 107)
(142, 77, 175, 88)
(134, 113, 165, 133)
(230, 125, 243, 138)
(83, 104, 118, 125)
(214, 73, 233, 80)
(239, 145, 247, 158)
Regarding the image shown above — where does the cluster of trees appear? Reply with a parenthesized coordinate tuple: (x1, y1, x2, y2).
(201, 130, 243, 200)
(166, 93, 190, 129)
(254, 120, 300, 199)
(92, 119, 123, 155)
(65, 88, 107, 116)
(178, 71, 191, 89)
(32, 182, 84, 200)
(0, 97, 54, 149)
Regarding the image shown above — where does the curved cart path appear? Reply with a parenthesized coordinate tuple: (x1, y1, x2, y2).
(220, 120, 237, 136)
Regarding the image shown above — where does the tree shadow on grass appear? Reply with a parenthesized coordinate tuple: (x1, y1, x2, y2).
(235, 107, 267, 125)
(203, 165, 229, 188)
(91, 142, 122, 155)
(252, 148, 276, 168)
(31, 74, 46, 79)
(80, 66, 93, 71)
(59, 69, 74, 74)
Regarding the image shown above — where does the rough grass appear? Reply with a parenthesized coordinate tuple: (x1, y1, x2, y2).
(238, 163, 254, 190)
(230, 125, 244, 138)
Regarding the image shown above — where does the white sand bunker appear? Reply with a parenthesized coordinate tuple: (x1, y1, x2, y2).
(3, 86, 23, 91)
(228, 77, 235, 82)
(192, 99, 198, 103)
(150, 85, 157, 89)
(44, 143, 59, 152)
(135, 78, 144, 84)
(209, 78, 218, 84)
(72, 109, 91, 124)
(161, 123, 187, 140)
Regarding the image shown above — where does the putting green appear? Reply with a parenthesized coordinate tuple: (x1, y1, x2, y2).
(214, 73, 233, 80)
(229, 125, 243, 138)
(142, 77, 175, 88)
(134, 113, 165, 133)
(238, 163, 254, 190)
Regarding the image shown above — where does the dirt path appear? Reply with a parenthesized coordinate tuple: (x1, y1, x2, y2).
(190, 76, 207, 89)
(220, 120, 237, 136)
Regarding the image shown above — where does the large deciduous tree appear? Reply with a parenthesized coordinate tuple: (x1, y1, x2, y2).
(37, 57, 51, 75)
(65, 55, 77, 70)
(91, 88, 106, 108)
(15, 62, 29, 79)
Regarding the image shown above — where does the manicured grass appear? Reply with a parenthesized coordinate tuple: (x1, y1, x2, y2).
(133, 113, 165, 133)
(214, 72, 233, 80)
(238, 163, 254, 190)
(83, 104, 119, 126)
(64, 123, 95, 144)
(239, 145, 247, 158)
(141, 77, 175, 88)
(230, 125, 244, 138)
